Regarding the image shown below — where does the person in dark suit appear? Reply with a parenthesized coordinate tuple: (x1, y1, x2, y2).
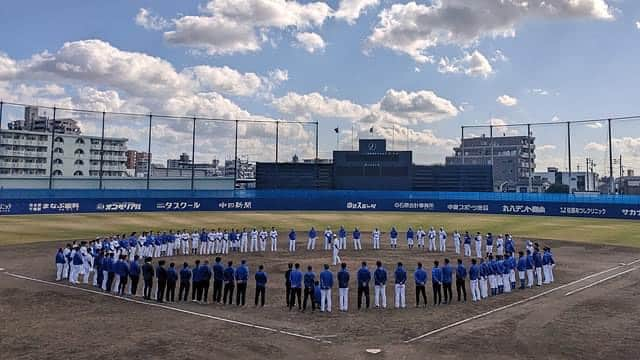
(179, 262, 192, 302)
(284, 263, 293, 307)
(156, 260, 168, 303)
(166, 262, 178, 302)
(141, 257, 154, 300)
(223, 261, 235, 305)
(201, 260, 212, 303)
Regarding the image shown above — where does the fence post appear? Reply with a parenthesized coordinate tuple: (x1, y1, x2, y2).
(460, 126, 465, 165)
(234, 119, 238, 187)
(146, 114, 152, 190)
(527, 123, 532, 192)
(567, 121, 572, 179)
(48, 107, 57, 190)
(275, 121, 279, 163)
(608, 118, 614, 194)
(99, 111, 105, 190)
(0, 101, 3, 130)
(191, 117, 196, 191)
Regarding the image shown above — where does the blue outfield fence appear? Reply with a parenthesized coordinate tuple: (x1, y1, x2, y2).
(0, 189, 639, 219)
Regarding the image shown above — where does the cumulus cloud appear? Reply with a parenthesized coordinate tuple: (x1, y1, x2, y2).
(437, 51, 493, 78)
(182, 65, 263, 96)
(378, 89, 459, 123)
(366, 0, 614, 63)
(586, 122, 603, 129)
(335, 0, 379, 25)
(496, 94, 518, 107)
(272, 92, 369, 120)
(135, 8, 170, 31)
(294, 32, 326, 53)
(164, 0, 333, 56)
(530, 88, 550, 96)
(585, 142, 607, 152)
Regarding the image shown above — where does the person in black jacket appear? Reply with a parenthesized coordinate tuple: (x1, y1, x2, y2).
(166, 262, 178, 303)
(179, 262, 192, 302)
(284, 263, 293, 307)
(201, 260, 212, 304)
(156, 260, 168, 303)
(141, 257, 154, 300)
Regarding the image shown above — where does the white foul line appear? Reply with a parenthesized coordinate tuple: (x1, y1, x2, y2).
(565, 267, 638, 297)
(404, 263, 627, 344)
(4, 272, 331, 344)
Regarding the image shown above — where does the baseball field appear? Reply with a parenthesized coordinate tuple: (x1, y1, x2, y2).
(1, 211, 639, 360)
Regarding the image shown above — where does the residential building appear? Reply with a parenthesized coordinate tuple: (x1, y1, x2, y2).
(0, 129, 128, 177)
(126, 150, 152, 176)
(531, 167, 600, 193)
(445, 135, 535, 192)
(225, 158, 256, 179)
(8, 106, 81, 134)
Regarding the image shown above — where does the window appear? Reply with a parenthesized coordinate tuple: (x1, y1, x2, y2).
(53, 147, 64, 154)
(74, 159, 84, 165)
(73, 170, 83, 176)
(53, 159, 63, 165)
(52, 170, 63, 176)
(75, 138, 85, 144)
(74, 149, 84, 155)
(54, 136, 64, 143)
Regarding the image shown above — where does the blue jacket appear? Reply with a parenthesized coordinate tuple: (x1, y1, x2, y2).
(290, 269, 303, 288)
(395, 267, 407, 284)
(104, 257, 113, 272)
(469, 264, 480, 280)
(303, 271, 315, 288)
(223, 266, 235, 283)
(167, 267, 178, 282)
(353, 229, 361, 239)
(236, 265, 249, 282)
(496, 260, 505, 275)
(129, 261, 140, 277)
(55, 251, 65, 264)
(390, 229, 398, 238)
(200, 265, 212, 281)
(456, 264, 467, 279)
(517, 257, 527, 271)
(337, 269, 350, 288)
(479, 262, 489, 277)
(314, 285, 321, 303)
(115, 260, 129, 277)
(407, 229, 414, 239)
(339, 228, 346, 238)
(320, 270, 333, 289)
(464, 234, 471, 244)
(193, 265, 203, 282)
(505, 239, 515, 254)
(543, 251, 555, 266)
(489, 260, 498, 275)
(526, 255, 534, 270)
(414, 267, 427, 285)
(432, 267, 442, 284)
(309, 229, 316, 238)
(72, 252, 83, 266)
(213, 262, 224, 281)
(441, 264, 452, 284)
(533, 251, 543, 268)
(288, 231, 296, 241)
(179, 267, 192, 281)
(486, 235, 493, 246)
(374, 267, 387, 286)
(255, 271, 267, 287)
(357, 267, 371, 286)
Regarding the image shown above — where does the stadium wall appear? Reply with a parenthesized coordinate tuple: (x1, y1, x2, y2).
(0, 189, 639, 220)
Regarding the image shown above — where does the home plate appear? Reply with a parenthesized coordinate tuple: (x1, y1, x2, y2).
(365, 349, 382, 354)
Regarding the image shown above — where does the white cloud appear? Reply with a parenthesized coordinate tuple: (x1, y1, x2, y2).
(182, 65, 263, 96)
(586, 122, 603, 129)
(378, 89, 459, 123)
(366, 0, 614, 63)
(294, 32, 326, 53)
(537, 144, 557, 151)
(488, 117, 519, 135)
(551, 115, 561, 122)
(585, 142, 607, 152)
(438, 51, 493, 78)
(636, 21, 640, 29)
(272, 92, 369, 120)
(490, 50, 509, 63)
(335, 0, 379, 25)
(135, 8, 170, 31)
(496, 94, 518, 107)
(531, 88, 550, 96)
(0, 53, 18, 80)
(164, 0, 333, 56)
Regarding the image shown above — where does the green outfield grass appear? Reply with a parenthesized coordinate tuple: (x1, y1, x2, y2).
(1, 211, 639, 247)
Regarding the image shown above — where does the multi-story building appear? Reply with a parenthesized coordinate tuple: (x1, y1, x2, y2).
(445, 135, 536, 192)
(0, 129, 128, 177)
(126, 150, 152, 176)
(532, 167, 599, 193)
(224, 158, 256, 179)
(8, 106, 81, 134)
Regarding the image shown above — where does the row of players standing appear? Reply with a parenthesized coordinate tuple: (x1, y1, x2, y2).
(83, 226, 521, 259)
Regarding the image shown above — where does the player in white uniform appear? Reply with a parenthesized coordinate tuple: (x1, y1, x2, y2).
(338, 226, 347, 250)
(428, 227, 436, 252)
(259, 228, 267, 252)
(181, 231, 190, 255)
(240, 228, 248, 253)
(372, 228, 381, 249)
(526, 240, 534, 255)
(250, 228, 259, 252)
(453, 230, 461, 255)
(496, 234, 505, 256)
(416, 227, 426, 249)
(191, 230, 200, 255)
(438, 228, 447, 252)
(222, 230, 230, 254)
(269, 227, 278, 252)
(207, 230, 215, 255)
(332, 235, 341, 266)
(323, 227, 333, 251)
(475, 232, 483, 258)
(199, 229, 208, 255)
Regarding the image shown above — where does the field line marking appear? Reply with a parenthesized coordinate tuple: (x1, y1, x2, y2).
(4, 272, 331, 344)
(403, 263, 625, 344)
(564, 267, 638, 297)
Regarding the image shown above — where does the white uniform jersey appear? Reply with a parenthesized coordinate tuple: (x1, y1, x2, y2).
(251, 231, 258, 240)
(269, 230, 278, 240)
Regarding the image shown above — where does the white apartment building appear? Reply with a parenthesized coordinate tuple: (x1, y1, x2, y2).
(0, 129, 128, 177)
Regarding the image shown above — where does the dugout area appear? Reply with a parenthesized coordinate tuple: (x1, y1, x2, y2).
(1, 212, 639, 360)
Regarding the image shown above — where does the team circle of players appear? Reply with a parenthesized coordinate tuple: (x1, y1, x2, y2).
(55, 226, 556, 311)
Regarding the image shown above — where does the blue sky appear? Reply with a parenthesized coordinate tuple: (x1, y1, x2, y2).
(0, 0, 639, 174)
